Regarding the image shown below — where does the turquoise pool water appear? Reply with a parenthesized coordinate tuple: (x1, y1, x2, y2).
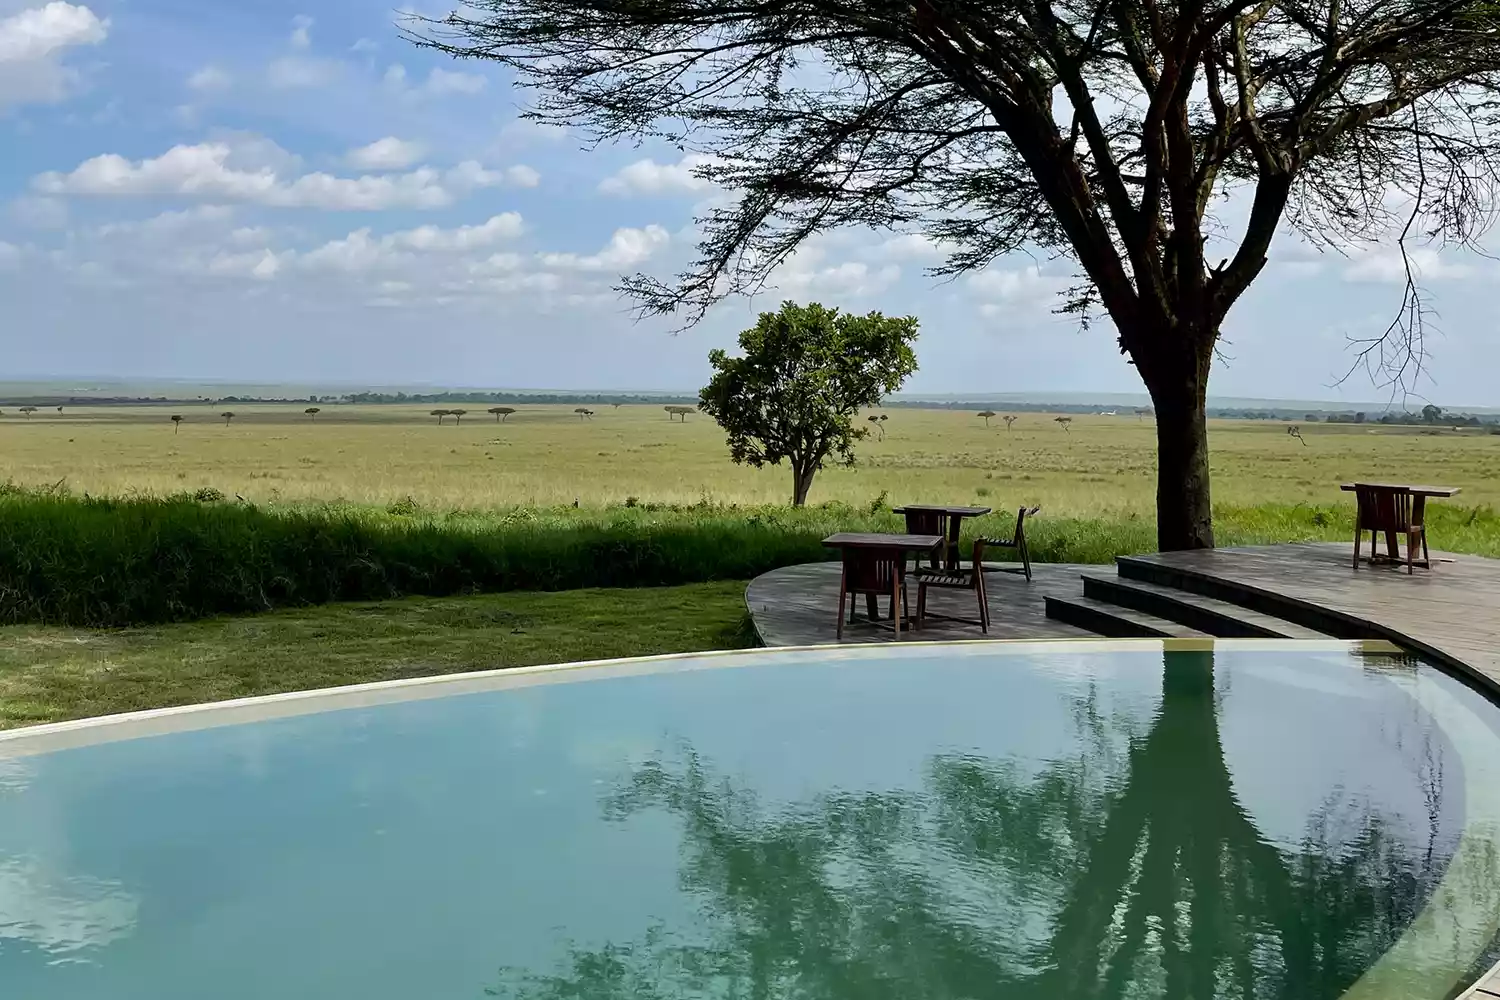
(2, 640, 1500, 1000)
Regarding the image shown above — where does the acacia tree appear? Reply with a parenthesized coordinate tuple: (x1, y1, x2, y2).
(170, 414, 183, 434)
(978, 410, 997, 427)
(489, 406, 517, 423)
(450, 408, 468, 425)
(305, 407, 321, 422)
(699, 301, 918, 506)
(431, 409, 451, 425)
(413, 0, 1500, 550)
(221, 411, 235, 426)
(1003, 414, 1018, 432)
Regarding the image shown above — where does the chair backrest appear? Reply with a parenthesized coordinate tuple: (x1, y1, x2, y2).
(902, 509, 945, 536)
(1015, 505, 1040, 540)
(842, 548, 901, 592)
(1355, 486, 1414, 531)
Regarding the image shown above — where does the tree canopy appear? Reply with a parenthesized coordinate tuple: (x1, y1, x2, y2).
(413, 0, 1500, 549)
(699, 301, 917, 505)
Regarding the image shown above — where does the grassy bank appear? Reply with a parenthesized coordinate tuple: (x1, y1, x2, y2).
(4, 486, 1500, 627)
(0, 582, 757, 729)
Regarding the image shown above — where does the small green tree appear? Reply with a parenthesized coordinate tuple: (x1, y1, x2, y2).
(171, 414, 183, 434)
(699, 301, 918, 506)
(431, 409, 451, 425)
(305, 407, 321, 422)
(221, 411, 235, 426)
(489, 406, 516, 423)
(977, 410, 996, 427)
(1003, 415, 1017, 433)
(867, 414, 884, 441)
(450, 408, 468, 425)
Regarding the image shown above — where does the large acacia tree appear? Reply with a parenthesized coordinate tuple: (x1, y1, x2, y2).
(413, 0, 1500, 549)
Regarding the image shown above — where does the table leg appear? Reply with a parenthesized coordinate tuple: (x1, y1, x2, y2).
(865, 593, 879, 622)
(1384, 529, 1399, 562)
(946, 515, 963, 571)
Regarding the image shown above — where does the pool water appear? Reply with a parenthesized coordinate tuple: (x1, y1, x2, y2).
(3, 640, 1500, 1000)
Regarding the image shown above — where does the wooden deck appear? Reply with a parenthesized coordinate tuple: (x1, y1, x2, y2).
(745, 562, 1096, 646)
(1122, 543, 1500, 695)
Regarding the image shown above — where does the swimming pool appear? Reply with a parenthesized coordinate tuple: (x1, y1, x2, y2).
(2, 639, 1499, 999)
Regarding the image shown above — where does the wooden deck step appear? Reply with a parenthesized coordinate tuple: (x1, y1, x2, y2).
(1044, 595, 1214, 639)
(1080, 574, 1334, 640)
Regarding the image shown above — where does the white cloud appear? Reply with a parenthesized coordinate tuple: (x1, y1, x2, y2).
(300, 214, 526, 273)
(31, 142, 539, 211)
(598, 155, 716, 197)
(0, 241, 20, 268)
(1342, 246, 1477, 284)
(504, 164, 541, 188)
(540, 225, 670, 271)
(383, 63, 486, 98)
(0, 1, 108, 109)
(350, 38, 378, 55)
(347, 137, 427, 171)
(288, 14, 312, 49)
(0, 1, 105, 62)
(877, 233, 943, 259)
(968, 264, 1058, 303)
(208, 248, 283, 280)
(267, 55, 338, 89)
(187, 65, 230, 92)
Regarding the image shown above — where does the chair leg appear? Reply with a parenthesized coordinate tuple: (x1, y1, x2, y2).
(1406, 530, 1415, 575)
(1352, 517, 1362, 569)
(836, 569, 847, 640)
(1020, 536, 1032, 582)
(1422, 530, 1430, 566)
(916, 583, 927, 630)
(892, 577, 902, 638)
(976, 578, 989, 635)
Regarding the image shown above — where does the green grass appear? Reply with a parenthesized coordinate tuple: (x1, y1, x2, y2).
(5, 485, 1500, 627)
(0, 582, 757, 729)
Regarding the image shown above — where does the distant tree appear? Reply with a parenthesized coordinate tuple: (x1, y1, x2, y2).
(1003, 415, 1017, 433)
(1422, 404, 1444, 425)
(19, 406, 37, 419)
(1353, 412, 1366, 424)
(1055, 416, 1073, 434)
(450, 408, 468, 425)
(867, 414, 885, 441)
(1288, 425, 1307, 446)
(665, 405, 695, 422)
(574, 407, 594, 420)
(305, 407, 321, 422)
(171, 414, 183, 434)
(699, 301, 918, 506)
(1304, 414, 1321, 423)
(56, 406, 63, 413)
(977, 410, 997, 427)
(221, 411, 235, 426)
(431, 409, 451, 425)
(488, 406, 516, 423)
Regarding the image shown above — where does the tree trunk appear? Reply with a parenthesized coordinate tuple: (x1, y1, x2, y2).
(791, 463, 817, 507)
(1137, 338, 1216, 551)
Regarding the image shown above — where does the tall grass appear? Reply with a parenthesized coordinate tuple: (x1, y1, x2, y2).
(2, 486, 1497, 627)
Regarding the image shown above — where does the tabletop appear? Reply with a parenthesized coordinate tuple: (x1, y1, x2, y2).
(1339, 483, 1462, 498)
(892, 504, 994, 517)
(823, 533, 946, 550)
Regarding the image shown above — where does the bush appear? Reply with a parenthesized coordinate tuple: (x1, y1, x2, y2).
(2, 488, 1496, 627)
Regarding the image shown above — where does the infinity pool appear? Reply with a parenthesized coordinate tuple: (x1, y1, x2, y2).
(2, 640, 1499, 1000)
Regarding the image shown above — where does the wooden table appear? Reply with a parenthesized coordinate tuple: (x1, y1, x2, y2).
(1340, 482, 1461, 567)
(892, 505, 992, 570)
(822, 533, 945, 636)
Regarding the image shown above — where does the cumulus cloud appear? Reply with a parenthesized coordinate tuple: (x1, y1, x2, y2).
(1342, 246, 1477, 283)
(383, 63, 486, 98)
(267, 55, 338, 89)
(288, 14, 312, 49)
(598, 155, 716, 197)
(877, 233, 944, 259)
(301, 214, 526, 273)
(187, 65, 230, 92)
(540, 225, 670, 271)
(34, 141, 537, 211)
(347, 137, 427, 171)
(0, 240, 20, 268)
(0, 1, 108, 109)
(9, 194, 67, 228)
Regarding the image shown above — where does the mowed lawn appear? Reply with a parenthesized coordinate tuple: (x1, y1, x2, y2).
(0, 582, 756, 729)
(4, 403, 1499, 513)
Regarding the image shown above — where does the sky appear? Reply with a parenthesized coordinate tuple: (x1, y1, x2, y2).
(1, 0, 1497, 405)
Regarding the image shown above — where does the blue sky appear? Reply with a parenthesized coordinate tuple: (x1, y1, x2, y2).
(1, 0, 1497, 404)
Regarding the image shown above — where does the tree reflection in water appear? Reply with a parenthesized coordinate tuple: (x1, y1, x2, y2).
(487, 650, 1446, 1000)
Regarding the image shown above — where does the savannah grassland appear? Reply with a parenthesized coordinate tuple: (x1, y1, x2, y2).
(4, 401, 1499, 728)
(4, 401, 1498, 514)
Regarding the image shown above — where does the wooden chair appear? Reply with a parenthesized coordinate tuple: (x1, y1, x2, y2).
(836, 548, 910, 639)
(1353, 485, 1428, 574)
(915, 538, 991, 634)
(983, 506, 1041, 581)
(901, 508, 948, 569)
